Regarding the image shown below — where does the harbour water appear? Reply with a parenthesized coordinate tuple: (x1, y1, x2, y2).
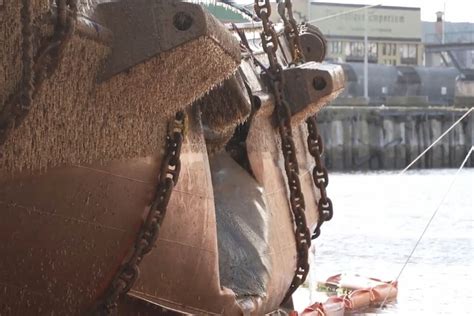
(294, 169, 474, 315)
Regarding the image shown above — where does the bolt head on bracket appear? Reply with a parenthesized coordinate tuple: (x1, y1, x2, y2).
(283, 62, 345, 120)
(96, 0, 240, 81)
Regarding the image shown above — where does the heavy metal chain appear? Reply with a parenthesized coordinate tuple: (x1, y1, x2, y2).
(306, 116, 333, 239)
(95, 111, 187, 314)
(254, 0, 311, 304)
(0, 0, 77, 146)
(276, 2, 334, 241)
(277, 0, 304, 64)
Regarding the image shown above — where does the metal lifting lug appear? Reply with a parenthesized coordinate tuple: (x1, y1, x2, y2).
(96, 0, 240, 81)
(282, 62, 345, 117)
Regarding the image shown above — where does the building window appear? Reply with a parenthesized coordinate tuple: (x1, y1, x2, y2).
(409, 45, 417, 58)
(382, 43, 396, 56)
(400, 44, 418, 65)
(329, 41, 343, 54)
(400, 44, 417, 58)
(346, 41, 364, 57)
(368, 42, 377, 58)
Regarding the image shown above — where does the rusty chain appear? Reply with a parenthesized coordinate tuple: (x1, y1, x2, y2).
(277, 0, 304, 65)
(95, 111, 187, 314)
(0, 0, 77, 146)
(254, 0, 311, 304)
(306, 116, 333, 239)
(276, 1, 334, 241)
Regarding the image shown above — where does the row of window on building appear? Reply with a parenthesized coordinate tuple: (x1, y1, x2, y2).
(328, 40, 419, 65)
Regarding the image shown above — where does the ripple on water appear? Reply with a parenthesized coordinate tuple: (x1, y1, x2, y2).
(295, 169, 474, 316)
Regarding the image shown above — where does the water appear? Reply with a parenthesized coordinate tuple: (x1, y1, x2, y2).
(294, 169, 474, 315)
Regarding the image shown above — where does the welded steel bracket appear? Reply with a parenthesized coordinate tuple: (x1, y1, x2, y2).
(97, 0, 240, 81)
(283, 62, 345, 117)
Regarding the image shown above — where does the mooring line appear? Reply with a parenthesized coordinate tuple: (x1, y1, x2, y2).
(400, 107, 473, 174)
(380, 146, 474, 310)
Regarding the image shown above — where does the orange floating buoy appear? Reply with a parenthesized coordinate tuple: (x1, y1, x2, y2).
(300, 296, 345, 316)
(299, 274, 398, 314)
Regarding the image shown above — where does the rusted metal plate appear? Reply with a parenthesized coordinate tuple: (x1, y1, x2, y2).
(243, 94, 321, 314)
(283, 62, 345, 124)
(0, 108, 233, 315)
(97, 0, 240, 81)
(0, 156, 161, 314)
(211, 57, 341, 313)
(129, 109, 241, 315)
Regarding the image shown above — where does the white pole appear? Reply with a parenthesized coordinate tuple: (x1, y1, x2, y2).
(307, 0, 311, 22)
(364, 6, 368, 100)
(442, 2, 446, 44)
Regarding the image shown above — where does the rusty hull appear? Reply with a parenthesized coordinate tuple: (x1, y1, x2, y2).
(129, 58, 345, 315)
(96, 0, 240, 81)
(0, 1, 345, 315)
(0, 0, 240, 314)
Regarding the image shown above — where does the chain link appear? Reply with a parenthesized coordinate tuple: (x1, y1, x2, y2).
(254, 0, 311, 304)
(277, 0, 304, 65)
(0, 0, 77, 146)
(306, 116, 333, 239)
(276, 0, 334, 241)
(95, 111, 186, 315)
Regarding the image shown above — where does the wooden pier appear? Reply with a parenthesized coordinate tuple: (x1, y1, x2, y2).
(317, 106, 473, 170)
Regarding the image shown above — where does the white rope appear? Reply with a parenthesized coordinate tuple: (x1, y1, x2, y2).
(400, 107, 473, 174)
(380, 146, 474, 310)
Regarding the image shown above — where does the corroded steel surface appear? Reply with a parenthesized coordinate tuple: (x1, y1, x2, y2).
(0, 0, 345, 315)
(97, 0, 240, 81)
(0, 155, 161, 313)
(129, 111, 241, 315)
(245, 86, 323, 314)
(95, 112, 187, 314)
(299, 24, 327, 63)
(284, 62, 345, 124)
(0, 108, 225, 315)
(0, 0, 240, 314)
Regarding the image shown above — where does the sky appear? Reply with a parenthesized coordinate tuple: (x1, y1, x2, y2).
(236, 0, 474, 22)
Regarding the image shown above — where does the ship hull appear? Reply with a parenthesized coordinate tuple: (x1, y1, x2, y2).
(0, 156, 161, 313)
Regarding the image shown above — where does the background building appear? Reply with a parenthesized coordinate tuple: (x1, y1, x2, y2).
(423, 18, 474, 69)
(272, 1, 424, 66)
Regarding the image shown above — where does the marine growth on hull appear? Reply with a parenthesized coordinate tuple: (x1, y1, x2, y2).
(0, 0, 345, 314)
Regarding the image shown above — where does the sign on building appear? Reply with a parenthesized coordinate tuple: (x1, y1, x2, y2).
(309, 3, 421, 41)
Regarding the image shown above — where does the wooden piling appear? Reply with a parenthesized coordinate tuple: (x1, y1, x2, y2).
(317, 106, 473, 170)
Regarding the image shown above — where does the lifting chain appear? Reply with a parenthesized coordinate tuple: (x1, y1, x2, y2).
(276, 0, 334, 241)
(277, 0, 304, 65)
(253, 0, 311, 304)
(95, 111, 187, 314)
(0, 0, 77, 146)
(306, 116, 333, 239)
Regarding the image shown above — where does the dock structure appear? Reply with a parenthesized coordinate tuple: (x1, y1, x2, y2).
(317, 106, 473, 170)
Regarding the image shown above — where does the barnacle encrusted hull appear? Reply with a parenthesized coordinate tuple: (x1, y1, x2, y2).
(0, 0, 241, 314)
(0, 107, 214, 314)
(0, 0, 345, 314)
(0, 0, 239, 172)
